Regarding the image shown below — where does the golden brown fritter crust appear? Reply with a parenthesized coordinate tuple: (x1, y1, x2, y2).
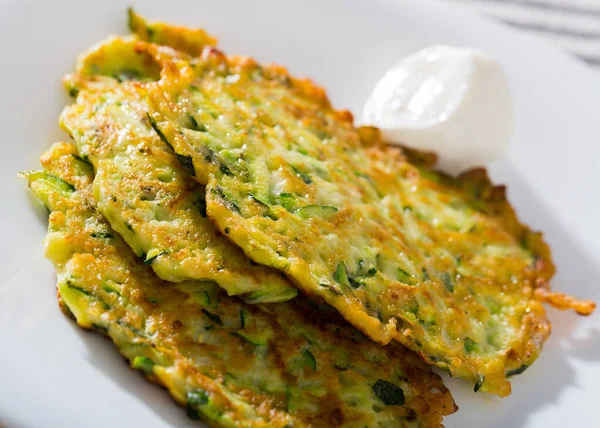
(129, 26, 595, 395)
(24, 142, 457, 427)
(60, 39, 297, 303)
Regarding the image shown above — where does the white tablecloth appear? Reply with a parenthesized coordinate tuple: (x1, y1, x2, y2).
(448, 0, 600, 67)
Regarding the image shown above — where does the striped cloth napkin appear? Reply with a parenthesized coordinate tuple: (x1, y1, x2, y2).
(447, 0, 600, 67)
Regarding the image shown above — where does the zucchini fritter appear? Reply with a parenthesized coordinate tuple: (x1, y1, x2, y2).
(128, 18, 596, 395)
(127, 8, 217, 56)
(59, 38, 296, 303)
(22, 142, 456, 427)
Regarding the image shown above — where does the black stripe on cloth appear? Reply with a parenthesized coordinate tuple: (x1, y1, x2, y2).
(501, 19, 600, 40)
(579, 55, 600, 66)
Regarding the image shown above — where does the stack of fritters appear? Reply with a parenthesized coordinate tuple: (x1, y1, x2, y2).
(22, 9, 594, 427)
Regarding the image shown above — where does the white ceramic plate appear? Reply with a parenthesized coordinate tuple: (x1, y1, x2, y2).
(1, 0, 599, 426)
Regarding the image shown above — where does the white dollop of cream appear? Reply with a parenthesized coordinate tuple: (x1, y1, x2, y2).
(363, 45, 513, 174)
